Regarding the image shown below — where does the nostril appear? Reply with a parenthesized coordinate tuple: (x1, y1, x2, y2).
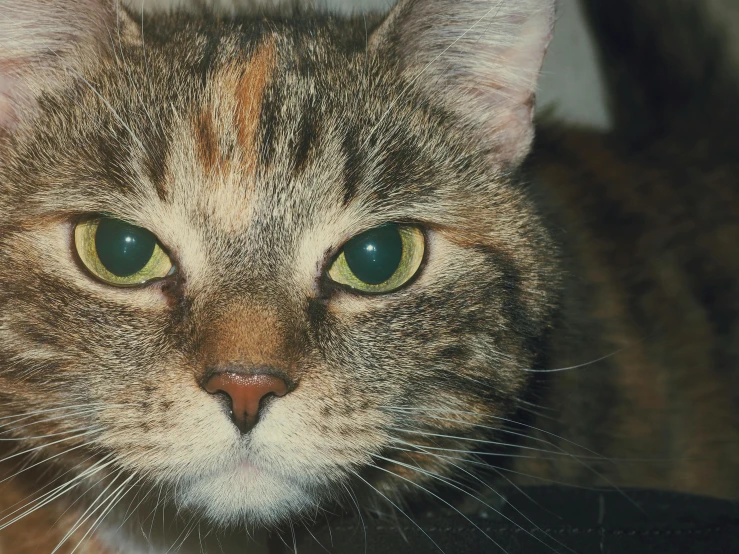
(204, 372, 289, 433)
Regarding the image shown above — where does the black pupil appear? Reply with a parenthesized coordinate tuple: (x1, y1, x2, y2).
(344, 224, 403, 285)
(95, 218, 156, 277)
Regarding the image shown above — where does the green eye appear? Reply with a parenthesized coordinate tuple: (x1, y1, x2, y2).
(328, 224, 424, 293)
(74, 217, 173, 287)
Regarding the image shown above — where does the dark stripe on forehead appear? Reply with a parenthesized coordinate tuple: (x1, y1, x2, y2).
(471, 244, 540, 349)
(374, 138, 426, 201)
(234, 40, 276, 176)
(143, 130, 170, 202)
(342, 128, 363, 206)
(258, 79, 283, 171)
(199, 25, 222, 86)
(91, 133, 136, 195)
(291, 106, 318, 174)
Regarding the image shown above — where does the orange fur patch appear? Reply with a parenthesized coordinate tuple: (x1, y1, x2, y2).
(201, 304, 296, 372)
(234, 40, 276, 176)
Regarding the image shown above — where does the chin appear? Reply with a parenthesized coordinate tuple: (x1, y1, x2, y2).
(177, 462, 319, 527)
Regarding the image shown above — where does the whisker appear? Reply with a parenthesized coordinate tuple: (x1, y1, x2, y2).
(389, 424, 668, 463)
(383, 406, 618, 460)
(392, 446, 617, 492)
(0, 23, 153, 156)
(387, 411, 570, 451)
(368, 462, 510, 554)
(384, 445, 578, 554)
(139, 0, 165, 144)
(145, 480, 166, 541)
(388, 426, 579, 457)
(390, 437, 563, 461)
(374, 454, 564, 554)
(0, 425, 103, 442)
(0, 439, 103, 486)
(304, 525, 332, 554)
(0, 450, 99, 519)
(116, 476, 155, 534)
(0, 409, 104, 434)
(0, 455, 116, 530)
(52, 469, 126, 553)
(108, 6, 159, 134)
(0, 429, 103, 466)
(448, 451, 564, 527)
(474, 456, 556, 516)
(390, 427, 644, 511)
(69, 471, 139, 554)
(517, 344, 636, 373)
(0, 461, 95, 525)
(166, 511, 201, 554)
(350, 469, 445, 554)
(339, 482, 367, 554)
(0, 403, 111, 424)
(76, 72, 149, 154)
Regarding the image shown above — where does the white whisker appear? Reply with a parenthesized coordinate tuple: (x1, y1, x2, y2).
(0, 439, 102, 486)
(0, 403, 110, 423)
(382, 406, 617, 460)
(340, 482, 367, 554)
(368, 462, 510, 553)
(0, 455, 116, 531)
(517, 344, 636, 373)
(383, 445, 578, 554)
(69, 471, 139, 554)
(0, 429, 102, 466)
(0, 425, 102, 442)
(388, 425, 574, 457)
(52, 469, 126, 553)
(374, 453, 563, 554)
(350, 469, 445, 553)
(390, 437, 562, 460)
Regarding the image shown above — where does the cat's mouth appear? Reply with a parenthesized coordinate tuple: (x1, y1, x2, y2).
(176, 453, 318, 526)
(237, 459, 264, 474)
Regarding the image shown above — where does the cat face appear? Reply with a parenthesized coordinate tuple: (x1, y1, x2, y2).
(0, 0, 558, 526)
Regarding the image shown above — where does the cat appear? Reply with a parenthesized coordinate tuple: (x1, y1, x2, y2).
(0, 0, 737, 552)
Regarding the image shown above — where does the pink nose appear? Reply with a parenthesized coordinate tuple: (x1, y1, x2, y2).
(204, 372, 288, 433)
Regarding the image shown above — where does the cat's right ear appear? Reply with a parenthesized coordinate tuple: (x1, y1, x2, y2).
(370, 0, 557, 166)
(0, 0, 137, 130)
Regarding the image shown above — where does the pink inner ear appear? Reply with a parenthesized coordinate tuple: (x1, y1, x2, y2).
(0, 0, 122, 129)
(0, 70, 36, 130)
(0, 74, 19, 128)
(372, 0, 555, 166)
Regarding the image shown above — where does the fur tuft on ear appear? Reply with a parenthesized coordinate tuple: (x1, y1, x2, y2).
(372, 0, 557, 165)
(0, 0, 134, 129)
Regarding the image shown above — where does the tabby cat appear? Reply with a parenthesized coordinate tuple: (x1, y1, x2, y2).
(0, 0, 737, 552)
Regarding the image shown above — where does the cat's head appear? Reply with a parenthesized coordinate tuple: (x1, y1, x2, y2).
(0, 0, 558, 526)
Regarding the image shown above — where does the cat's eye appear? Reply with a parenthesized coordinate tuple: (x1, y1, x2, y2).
(74, 217, 173, 287)
(328, 224, 424, 293)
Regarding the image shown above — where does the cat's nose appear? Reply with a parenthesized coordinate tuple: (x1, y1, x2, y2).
(204, 371, 289, 433)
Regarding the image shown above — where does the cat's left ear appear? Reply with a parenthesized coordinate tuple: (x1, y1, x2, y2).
(0, 0, 139, 130)
(371, 0, 557, 165)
